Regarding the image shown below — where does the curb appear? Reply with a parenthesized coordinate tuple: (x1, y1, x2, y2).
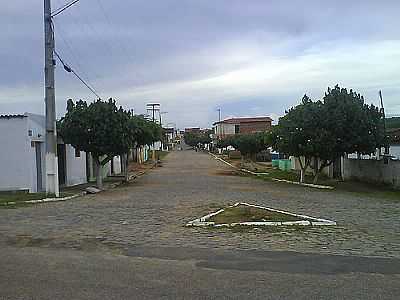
(209, 152, 334, 190)
(1, 192, 86, 207)
(1, 163, 157, 207)
(186, 202, 337, 227)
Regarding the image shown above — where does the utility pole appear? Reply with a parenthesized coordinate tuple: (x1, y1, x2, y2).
(146, 103, 160, 161)
(44, 0, 59, 196)
(146, 103, 160, 122)
(217, 108, 221, 122)
(379, 90, 390, 155)
(159, 111, 168, 126)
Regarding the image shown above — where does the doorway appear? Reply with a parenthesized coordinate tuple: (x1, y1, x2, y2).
(35, 142, 43, 191)
(57, 144, 67, 186)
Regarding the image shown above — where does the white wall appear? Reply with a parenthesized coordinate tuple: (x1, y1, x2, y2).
(112, 156, 121, 174)
(0, 117, 32, 191)
(390, 145, 400, 160)
(65, 145, 87, 186)
(27, 114, 46, 192)
(343, 158, 400, 189)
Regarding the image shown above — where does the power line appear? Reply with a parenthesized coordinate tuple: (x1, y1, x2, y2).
(54, 49, 101, 99)
(51, 0, 80, 17)
(52, 19, 94, 86)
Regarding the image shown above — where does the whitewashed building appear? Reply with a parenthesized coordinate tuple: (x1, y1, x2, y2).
(0, 113, 87, 193)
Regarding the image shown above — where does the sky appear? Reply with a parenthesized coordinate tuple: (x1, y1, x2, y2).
(1, 0, 400, 128)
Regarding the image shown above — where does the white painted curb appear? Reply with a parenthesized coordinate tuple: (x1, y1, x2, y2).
(1, 192, 86, 207)
(186, 202, 337, 227)
(209, 152, 334, 190)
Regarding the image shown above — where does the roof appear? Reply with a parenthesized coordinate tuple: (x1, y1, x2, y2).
(0, 114, 27, 119)
(213, 117, 273, 125)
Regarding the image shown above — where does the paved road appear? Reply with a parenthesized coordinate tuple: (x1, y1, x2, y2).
(0, 148, 399, 299)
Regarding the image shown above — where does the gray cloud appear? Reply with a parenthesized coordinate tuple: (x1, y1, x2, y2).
(1, 0, 399, 127)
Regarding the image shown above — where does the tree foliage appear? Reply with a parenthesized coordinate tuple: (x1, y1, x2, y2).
(274, 85, 386, 183)
(184, 130, 212, 148)
(130, 115, 163, 147)
(59, 98, 134, 160)
(58, 99, 162, 188)
(216, 132, 269, 160)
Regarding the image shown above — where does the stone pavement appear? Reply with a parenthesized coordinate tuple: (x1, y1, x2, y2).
(1, 148, 400, 299)
(0, 148, 399, 258)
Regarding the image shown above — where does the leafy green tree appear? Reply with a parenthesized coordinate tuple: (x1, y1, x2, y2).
(274, 95, 322, 182)
(130, 115, 163, 161)
(312, 86, 385, 183)
(230, 132, 268, 161)
(275, 86, 386, 184)
(58, 98, 135, 189)
(184, 130, 212, 148)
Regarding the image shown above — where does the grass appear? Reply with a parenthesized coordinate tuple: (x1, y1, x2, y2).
(0, 191, 74, 208)
(218, 155, 400, 201)
(208, 204, 303, 224)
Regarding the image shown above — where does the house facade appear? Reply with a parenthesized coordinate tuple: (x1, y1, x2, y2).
(0, 113, 87, 193)
(213, 117, 273, 139)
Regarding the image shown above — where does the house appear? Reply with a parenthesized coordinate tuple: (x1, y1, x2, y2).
(213, 117, 273, 139)
(185, 127, 200, 133)
(0, 113, 87, 193)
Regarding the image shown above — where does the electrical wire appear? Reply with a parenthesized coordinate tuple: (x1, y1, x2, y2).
(52, 0, 80, 17)
(52, 19, 95, 85)
(54, 49, 102, 99)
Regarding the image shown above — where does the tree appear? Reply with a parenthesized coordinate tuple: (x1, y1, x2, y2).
(58, 98, 134, 189)
(313, 86, 385, 183)
(184, 130, 212, 149)
(274, 95, 322, 183)
(230, 132, 267, 161)
(275, 86, 386, 184)
(130, 115, 163, 162)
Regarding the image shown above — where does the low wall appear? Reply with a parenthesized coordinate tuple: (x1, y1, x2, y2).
(343, 159, 400, 189)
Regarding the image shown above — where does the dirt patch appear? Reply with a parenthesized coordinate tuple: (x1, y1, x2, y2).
(209, 204, 303, 224)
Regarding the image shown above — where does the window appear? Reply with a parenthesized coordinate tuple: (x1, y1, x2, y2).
(75, 148, 81, 158)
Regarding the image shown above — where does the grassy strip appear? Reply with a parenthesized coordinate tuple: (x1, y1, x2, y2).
(208, 204, 303, 224)
(213, 153, 400, 200)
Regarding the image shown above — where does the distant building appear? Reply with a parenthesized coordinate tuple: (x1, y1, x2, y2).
(184, 127, 201, 133)
(213, 117, 273, 139)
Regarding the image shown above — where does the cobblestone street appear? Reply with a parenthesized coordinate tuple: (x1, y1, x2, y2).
(1, 148, 400, 299)
(1, 148, 399, 258)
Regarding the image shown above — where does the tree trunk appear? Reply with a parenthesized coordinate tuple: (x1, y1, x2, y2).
(300, 168, 305, 183)
(297, 157, 310, 183)
(313, 160, 330, 184)
(313, 172, 319, 184)
(94, 157, 103, 189)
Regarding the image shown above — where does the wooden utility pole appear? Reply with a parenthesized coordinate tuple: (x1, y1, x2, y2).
(44, 0, 59, 196)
